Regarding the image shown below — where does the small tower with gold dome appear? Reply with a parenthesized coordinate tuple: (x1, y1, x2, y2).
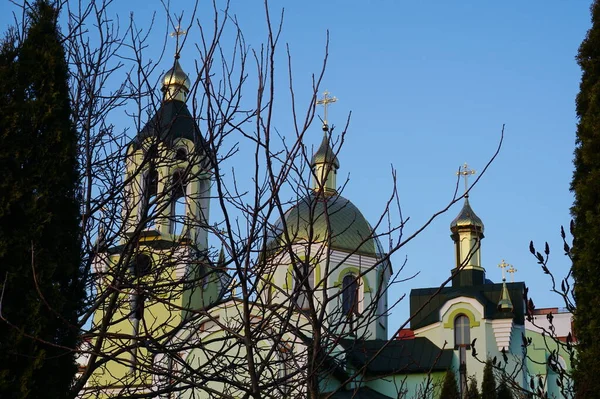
(311, 126, 340, 193)
(311, 91, 339, 193)
(450, 163, 486, 286)
(264, 91, 391, 340)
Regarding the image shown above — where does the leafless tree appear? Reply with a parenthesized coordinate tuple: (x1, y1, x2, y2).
(1, 1, 504, 398)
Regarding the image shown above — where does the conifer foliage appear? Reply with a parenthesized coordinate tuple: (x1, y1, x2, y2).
(0, 1, 82, 398)
(467, 376, 481, 399)
(481, 360, 497, 399)
(496, 381, 513, 399)
(440, 369, 461, 399)
(571, 0, 600, 397)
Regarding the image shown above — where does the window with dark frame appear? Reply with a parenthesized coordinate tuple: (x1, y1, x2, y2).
(454, 314, 471, 349)
(293, 261, 312, 309)
(342, 274, 359, 329)
(454, 314, 471, 399)
(170, 170, 187, 235)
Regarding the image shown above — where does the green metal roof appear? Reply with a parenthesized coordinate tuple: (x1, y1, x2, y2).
(131, 100, 206, 150)
(340, 337, 453, 375)
(268, 192, 382, 257)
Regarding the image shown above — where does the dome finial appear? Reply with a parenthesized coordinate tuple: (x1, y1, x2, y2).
(162, 25, 191, 102)
(506, 264, 517, 282)
(316, 90, 337, 131)
(311, 91, 340, 193)
(170, 25, 187, 59)
(498, 259, 510, 280)
(457, 162, 476, 198)
(450, 163, 484, 233)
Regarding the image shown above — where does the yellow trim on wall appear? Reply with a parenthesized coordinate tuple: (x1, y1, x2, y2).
(333, 266, 371, 293)
(443, 307, 480, 328)
(284, 255, 320, 290)
(285, 264, 293, 290)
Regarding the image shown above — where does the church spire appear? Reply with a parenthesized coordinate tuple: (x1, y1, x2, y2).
(311, 91, 339, 193)
(496, 259, 514, 311)
(498, 278, 514, 312)
(161, 26, 191, 102)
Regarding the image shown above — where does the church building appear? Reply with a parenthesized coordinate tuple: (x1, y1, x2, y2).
(80, 54, 572, 399)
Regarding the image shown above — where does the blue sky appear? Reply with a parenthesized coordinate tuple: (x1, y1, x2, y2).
(1, 1, 591, 335)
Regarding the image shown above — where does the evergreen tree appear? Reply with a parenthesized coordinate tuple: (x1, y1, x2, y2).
(571, 1, 600, 397)
(467, 376, 481, 399)
(439, 369, 461, 399)
(496, 380, 513, 399)
(481, 360, 497, 399)
(0, 1, 82, 398)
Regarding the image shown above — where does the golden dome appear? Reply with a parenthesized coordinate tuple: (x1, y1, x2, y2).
(450, 197, 484, 233)
(162, 59, 191, 93)
(311, 130, 340, 169)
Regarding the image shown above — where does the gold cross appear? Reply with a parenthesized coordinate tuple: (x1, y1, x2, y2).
(506, 265, 517, 282)
(316, 91, 337, 127)
(457, 162, 476, 197)
(498, 259, 510, 281)
(170, 25, 187, 58)
(170, 25, 187, 38)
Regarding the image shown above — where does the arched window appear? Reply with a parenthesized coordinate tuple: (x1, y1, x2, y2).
(142, 169, 159, 228)
(454, 313, 471, 379)
(454, 314, 470, 347)
(293, 261, 313, 309)
(170, 170, 187, 235)
(342, 274, 359, 317)
(175, 147, 188, 161)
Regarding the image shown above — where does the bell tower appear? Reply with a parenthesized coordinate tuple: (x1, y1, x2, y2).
(87, 49, 220, 393)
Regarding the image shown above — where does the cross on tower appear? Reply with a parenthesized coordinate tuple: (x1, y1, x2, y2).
(316, 91, 337, 128)
(457, 162, 476, 197)
(498, 259, 510, 281)
(170, 25, 187, 58)
(506, 265, 517, 283)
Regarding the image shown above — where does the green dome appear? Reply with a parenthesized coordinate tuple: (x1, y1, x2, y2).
(450, 198, 484, 233)
(268, 193, 382, 257)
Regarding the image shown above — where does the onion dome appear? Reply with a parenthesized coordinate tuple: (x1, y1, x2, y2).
(267, 192, 384, 257)
(311, 128, 340, 170)
(450, 198, 484, 233)
(161, 59, 191, 102)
